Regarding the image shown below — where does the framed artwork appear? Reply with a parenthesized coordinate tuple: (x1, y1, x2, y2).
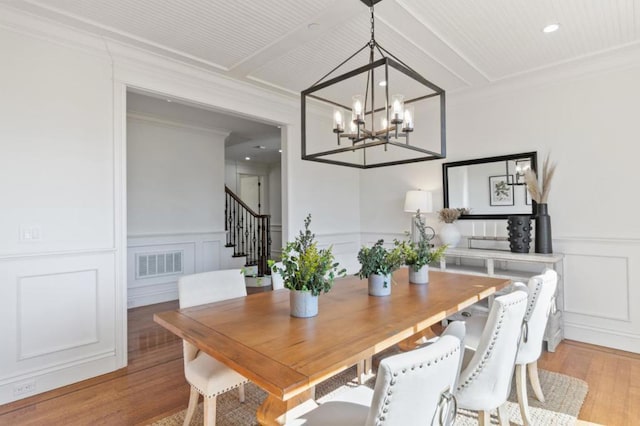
(489, 175, 514, 206)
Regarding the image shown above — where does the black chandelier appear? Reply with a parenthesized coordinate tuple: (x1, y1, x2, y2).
(301, 0, 446, 169)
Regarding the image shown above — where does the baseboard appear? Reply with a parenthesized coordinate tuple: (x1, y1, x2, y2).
(564, 322, 640, 354)
(127, 281, 178, 308)
(0, 351, 117, 405)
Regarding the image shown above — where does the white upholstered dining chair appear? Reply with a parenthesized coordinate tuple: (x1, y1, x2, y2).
(455, 290, 528, 426)
(287, 333, 463, 426)
(464, 269, 558, 425)
(178, 269, 249, 426)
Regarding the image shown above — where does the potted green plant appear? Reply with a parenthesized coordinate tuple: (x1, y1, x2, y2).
(356, 239, 405, 296)
(271, 214, 346, 318)
(399, 219, 448, 284)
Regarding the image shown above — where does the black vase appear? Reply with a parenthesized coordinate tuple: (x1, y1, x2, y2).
(535, 203, 553, 253)
(507, 215, 532, 253)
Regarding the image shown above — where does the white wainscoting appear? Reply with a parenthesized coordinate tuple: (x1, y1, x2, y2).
(127, 231, 226, 308)
(0, 250, 117, 405)
(556, 237, 640, 353)
(358, 233, 640, 353)
(316, 232, 362, 275)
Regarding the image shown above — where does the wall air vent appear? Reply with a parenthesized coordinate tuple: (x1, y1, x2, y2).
(136, 250, 183, 279)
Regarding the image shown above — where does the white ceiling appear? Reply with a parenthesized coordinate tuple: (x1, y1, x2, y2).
(10, 0, 640, 96)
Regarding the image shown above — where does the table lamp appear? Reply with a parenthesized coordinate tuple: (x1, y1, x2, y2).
(404, 190, 434, 242)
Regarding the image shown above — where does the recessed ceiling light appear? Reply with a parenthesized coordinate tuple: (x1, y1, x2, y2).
(542, 23, 560, 33)
(245, 156, 251, 160)
(278, 149, 282, 153)
(378, 80, 387, 87)
(166, 99, 172, 102)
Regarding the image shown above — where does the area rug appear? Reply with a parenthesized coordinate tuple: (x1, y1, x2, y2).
(151, 365, 588, 426)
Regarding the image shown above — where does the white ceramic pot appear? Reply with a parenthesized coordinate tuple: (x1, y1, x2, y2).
(368, 273, 392, 296)
(409, 265, 429, 284)
(440, 223, 461, 248)
(289, 289, 318, 318)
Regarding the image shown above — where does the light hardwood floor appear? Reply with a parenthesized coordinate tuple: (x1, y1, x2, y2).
(0, 300, 638, 425)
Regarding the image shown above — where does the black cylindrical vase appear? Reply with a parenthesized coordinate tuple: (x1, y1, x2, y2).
(535, 203, 553, 253)
(507, 215, 532, 253)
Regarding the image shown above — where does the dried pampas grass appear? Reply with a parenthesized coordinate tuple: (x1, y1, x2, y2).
(525, 154, 557, 203)
(438, 208, 461, 224)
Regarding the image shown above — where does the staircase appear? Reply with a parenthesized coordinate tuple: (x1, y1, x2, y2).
(224, 186, 271, 277)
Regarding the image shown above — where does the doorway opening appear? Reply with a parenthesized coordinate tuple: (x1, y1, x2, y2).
(124, 88, 283, 314)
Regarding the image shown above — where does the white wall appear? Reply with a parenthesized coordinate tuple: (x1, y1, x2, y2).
(0, 20, 121, 404)
(126, 115, 228, 307)
(225, 160, 270, 212)
(0, 6, 363, 403)
(359, 61, 640, 352)
(128, 116, 227, 235)
(268, 163, 283, 258)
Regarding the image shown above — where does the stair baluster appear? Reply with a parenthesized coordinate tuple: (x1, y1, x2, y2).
(224, 186, 271, 276)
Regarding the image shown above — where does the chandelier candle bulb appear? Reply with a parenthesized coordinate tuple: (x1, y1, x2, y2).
(352, 95, 364, 123)
(403, 106, 414, 132)
(333, 109, 344, 132)
(391, 94, 404, 123)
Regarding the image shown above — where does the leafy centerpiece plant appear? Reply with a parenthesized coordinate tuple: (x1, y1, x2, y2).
(271, 214, 345, 317)
(357, 239, 405, 296)
(399, 219, 448, 284)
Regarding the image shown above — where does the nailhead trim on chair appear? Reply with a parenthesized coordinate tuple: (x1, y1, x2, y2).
(190, 378, 250, 398)
(457, 296, 527, 391)
(525, 278, 544, 321)
(375, 345, 461, 425)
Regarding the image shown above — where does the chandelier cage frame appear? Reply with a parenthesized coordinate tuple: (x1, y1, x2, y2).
(300, 0, 446, 169)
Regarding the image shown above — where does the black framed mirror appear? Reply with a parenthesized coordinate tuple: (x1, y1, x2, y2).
(442, 152, 538, 219)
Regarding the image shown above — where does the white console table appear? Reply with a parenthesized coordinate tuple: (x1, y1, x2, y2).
(437, 247, 565, 352)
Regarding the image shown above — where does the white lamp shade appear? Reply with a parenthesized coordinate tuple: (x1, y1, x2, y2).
(404, 190, 433, 213)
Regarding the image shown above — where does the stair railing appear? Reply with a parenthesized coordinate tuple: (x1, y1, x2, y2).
(225, 186, 271, 276)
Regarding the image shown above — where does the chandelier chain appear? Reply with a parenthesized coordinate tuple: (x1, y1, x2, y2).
(369, 6, 376, 48)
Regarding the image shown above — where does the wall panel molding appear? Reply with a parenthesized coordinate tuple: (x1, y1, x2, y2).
(562, 254, 630, 322)
(0, 252, 116, 404)
(555, 238, 639, 353)
(17, 269, 100, 360)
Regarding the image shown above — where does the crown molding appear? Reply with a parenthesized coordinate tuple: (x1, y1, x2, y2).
(0, 3, 300, 124)
(0, 4, 110, 62)
(449, 41, 640, 106)
(127, 112, 231, 137)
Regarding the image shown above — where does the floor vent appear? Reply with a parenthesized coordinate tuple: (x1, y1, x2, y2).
(136, 250, 183, 279)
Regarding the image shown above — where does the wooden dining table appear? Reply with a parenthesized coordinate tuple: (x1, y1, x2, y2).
(154, 268, 511, 425)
